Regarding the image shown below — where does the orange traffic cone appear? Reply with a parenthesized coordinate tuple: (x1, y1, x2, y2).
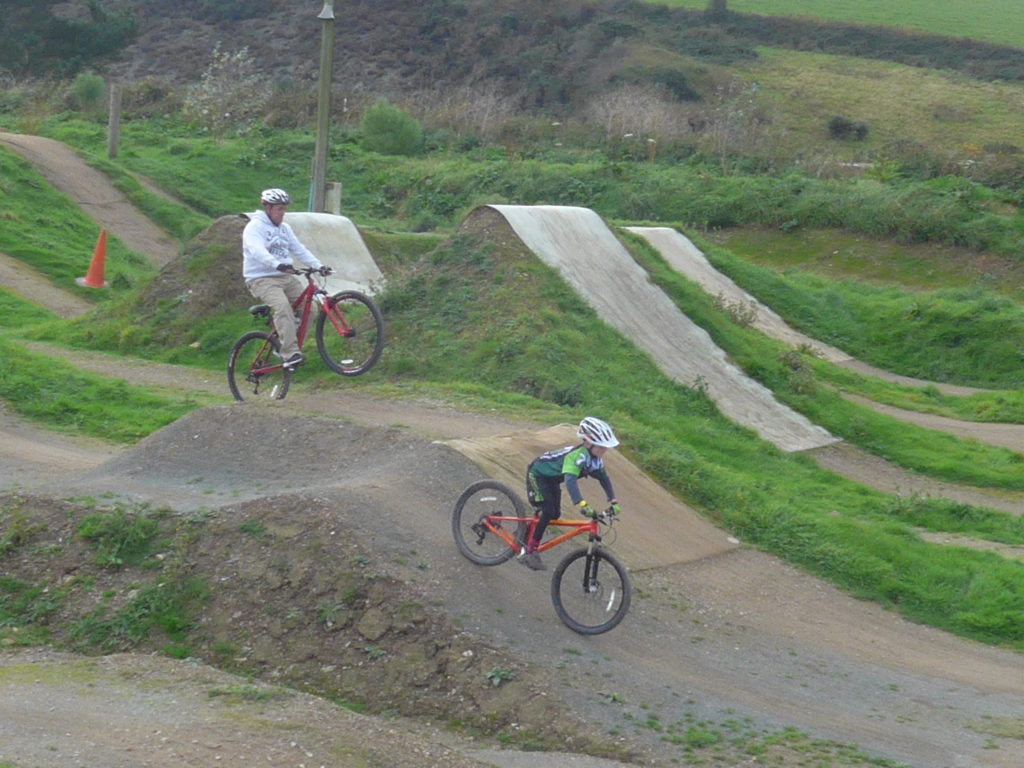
(76, 228, 109, 288)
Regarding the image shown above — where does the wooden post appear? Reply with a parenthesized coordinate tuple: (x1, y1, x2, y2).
(107, 83, 122, 159)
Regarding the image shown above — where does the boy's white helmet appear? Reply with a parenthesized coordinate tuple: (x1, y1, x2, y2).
(577, 417, 619, 448)
(260, 188, 291, 205)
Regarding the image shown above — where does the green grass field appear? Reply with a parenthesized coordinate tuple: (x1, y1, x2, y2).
(656, 0, 1024, 49)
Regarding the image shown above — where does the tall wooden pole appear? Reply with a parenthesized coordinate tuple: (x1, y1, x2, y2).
(310, 1, 335, 212)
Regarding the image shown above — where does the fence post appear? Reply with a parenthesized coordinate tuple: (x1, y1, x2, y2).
(107, 83, 122, 159)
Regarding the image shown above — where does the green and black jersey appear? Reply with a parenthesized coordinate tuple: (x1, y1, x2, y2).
(528, 444, 616, 506)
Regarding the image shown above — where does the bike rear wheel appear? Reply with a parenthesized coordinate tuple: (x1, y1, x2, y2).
(316, 290, 384, 376)
(551, 548, 631, 635)
(227, 330, 292, 402)
(451, 480, 528, 566)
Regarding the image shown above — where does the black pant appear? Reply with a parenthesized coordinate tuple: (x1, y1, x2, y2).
(525, 467, 562, 547)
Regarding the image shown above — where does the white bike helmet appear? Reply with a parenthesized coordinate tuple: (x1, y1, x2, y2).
(260, 188, 291, 205)
(577, 416, 619, 448)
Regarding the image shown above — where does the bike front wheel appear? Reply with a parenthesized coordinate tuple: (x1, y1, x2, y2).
(316, 291, 384, 376)
(451, 480, 528, 566)
(551, 548, 631, 635)
(227, 331, 292, 402)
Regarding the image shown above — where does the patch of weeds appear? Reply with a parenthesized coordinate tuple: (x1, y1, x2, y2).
(76, 505, 161, 567)
(0, 575, 65, 641)
(162, 643, 192, 659)
(0, 502, 47, 555)
(238, 519, 268, 538)
(969, 715, 1024, 740)
(316, 601, 349, 626)
(364, 644, 386, 660)
(485, 666, 516, 686)
(68, 576, 209, 652)
(207, 683, 291, 702)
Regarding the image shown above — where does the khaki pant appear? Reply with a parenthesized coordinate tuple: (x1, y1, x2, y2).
(246, 274, 304, 358)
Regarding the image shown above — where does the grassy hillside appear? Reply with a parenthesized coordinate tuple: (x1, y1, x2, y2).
(658, 0, 1024, 48)
(737, 48, 1024, 159)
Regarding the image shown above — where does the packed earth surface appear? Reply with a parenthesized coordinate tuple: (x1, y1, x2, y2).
(1, 134, 1024, 768)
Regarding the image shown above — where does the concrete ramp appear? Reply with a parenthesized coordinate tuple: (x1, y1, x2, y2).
(284, 212, 383, 294)
(625, 227, 852, 364)
(476, 205, 838, 453)
(444, 424, 739, 571)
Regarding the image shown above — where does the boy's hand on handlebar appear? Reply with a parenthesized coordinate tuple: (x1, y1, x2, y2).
(609, 502, 621, 517)
(276, 263, 299, 274)
(577, 499, 597, 519)
(318, 265, 333, 276)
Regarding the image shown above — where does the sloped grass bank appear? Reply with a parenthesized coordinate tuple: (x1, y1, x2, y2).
(0, 338, 195, 442)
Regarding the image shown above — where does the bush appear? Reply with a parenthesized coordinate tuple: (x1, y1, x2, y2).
(183, 44, 269, 136)
(71, 71, 105, 113)
(828, 115, 869, 141)
(360, 100, 424, 156)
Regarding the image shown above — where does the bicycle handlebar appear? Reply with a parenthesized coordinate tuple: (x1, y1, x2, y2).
(278, 265, 333, 277)
(593, 506, 619, 524)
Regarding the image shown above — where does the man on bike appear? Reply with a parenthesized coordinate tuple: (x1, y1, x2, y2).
(520, 417, 621, 571)
(242, 188, 331, 368)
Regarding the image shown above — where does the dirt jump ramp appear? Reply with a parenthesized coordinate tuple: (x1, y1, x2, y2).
(624, 226, 852, 363)
(282, 212, 384, 294)
(444, 423, 739, 571)
(628, 226, 990, 397)
(469, 205, 838, 453)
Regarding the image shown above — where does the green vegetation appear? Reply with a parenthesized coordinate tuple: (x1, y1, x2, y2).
(657, 0, 1024, 49)
(0, 0, 137, 76)
(0, 338, 196, 443)
(360, 100, 425, 157)
(0, 146, 155, 293)
(77, 506, 162, 567)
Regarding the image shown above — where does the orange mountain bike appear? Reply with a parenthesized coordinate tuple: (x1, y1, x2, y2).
(227, 267, 384, 401)
(451, 479, 631, 634)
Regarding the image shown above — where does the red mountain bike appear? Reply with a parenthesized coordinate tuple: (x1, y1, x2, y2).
(227, 267, 384, 401)
(451, 479, 631, 634)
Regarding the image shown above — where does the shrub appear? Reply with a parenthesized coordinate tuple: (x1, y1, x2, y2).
(360, 100, 424, 156)
(183, 44, 269, 136)
(828, 115, 869, 141)
(71, 71, 105, 113)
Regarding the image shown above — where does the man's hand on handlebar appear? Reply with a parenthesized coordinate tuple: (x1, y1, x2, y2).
(318, 265, 333, 276)
(276, 263, 299, 274)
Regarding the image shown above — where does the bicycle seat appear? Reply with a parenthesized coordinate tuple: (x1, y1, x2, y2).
(248, 304, 271, 318)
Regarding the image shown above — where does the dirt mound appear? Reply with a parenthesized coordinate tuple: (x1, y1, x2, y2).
(0, 409, 632, 762)
(135, 213, 252, 324)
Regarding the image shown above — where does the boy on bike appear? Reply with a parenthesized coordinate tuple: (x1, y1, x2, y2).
(520, 417, 621, 571)
(242, 188, 331, 368)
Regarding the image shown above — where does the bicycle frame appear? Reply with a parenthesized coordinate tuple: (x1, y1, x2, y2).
(246, 271, 347, 376)
(283, 272, 358, 345)
(481, 513, 602, 555)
